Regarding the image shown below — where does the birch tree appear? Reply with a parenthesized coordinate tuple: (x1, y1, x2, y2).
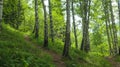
(80, 0, 91, 52)
(71, 0, 78, 48)
(33, 0, 39, 38)
(42, 0, 48, 47)
(63, 0, 71, 57)
(48, 0, 54, 42)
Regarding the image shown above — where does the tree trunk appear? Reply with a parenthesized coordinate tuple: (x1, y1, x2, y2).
(42, 0, 48, 47)
(118, 0, 120, 35)
(33, 0, 39, 38)
(62, 0, 71, 57)
(118, 0, 120, 54)
(0, 0, 3, 31)
(71, 0, 78, 48)
(80, 38, 84, 50)
(102, 0, 112, 55)
(80, 0, 90, 52)
(0, 19, 2, 31)
(109, 0, 118, 54)
(49, 0, 54, 42)
(16, 0, 21, 29)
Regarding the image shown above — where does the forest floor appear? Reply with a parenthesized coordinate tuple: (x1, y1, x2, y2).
(2, 25, 119, 67)
(24, 35, 66, 67)
(25, 35, 120, 67)
(105, 56, 120, 67)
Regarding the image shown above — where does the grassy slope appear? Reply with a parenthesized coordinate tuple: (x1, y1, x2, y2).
(0, 24, 112, 67)
(30, 32, 112, 67)
(0, 24, 55, 67)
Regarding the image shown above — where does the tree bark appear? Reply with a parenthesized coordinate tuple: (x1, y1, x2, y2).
(0, 0, 3, 31)
(48, 0, 54, 42)
(118, 0, 120, 54)
(80, 0, 90, 52)
(63, 0, 71, 57)
(102, 0, 112, 55)
(16, 0, 21, 29)
(71, 0, 78, 48)
(118, 0, 120, 35)
(42, 0, 48, 47)
(0, 19, 2, 31)
(33, 0, 39, 38)
(109, 0, 118, 54)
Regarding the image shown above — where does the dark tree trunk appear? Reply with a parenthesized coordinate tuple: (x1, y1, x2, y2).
(0, 0, 3, 31)
(0, 19, 2, 31)
(62, 0, 71, 57)
(71, 0, 78, 48)
(118, 0, 120, 33)
(42, 0, 48, 47)
(118, 0, 120, 54)
(48, 0, 54, 42)
(80, 38, 84, 50)
(16, 0, 21, 29)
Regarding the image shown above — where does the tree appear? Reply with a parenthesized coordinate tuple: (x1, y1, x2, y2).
(80, 0, 91, 52)
(118, 0, 120, 55)
(33, 0, 39, 38)
(102, 0, 118, 55)
(102, 0, 112, 55)
(16, 0, 21, 29)
(0, 0, 3, 31)
(48, 0, 54, 42)
(109, 0, 118, 54)
(62, 0, 71, 57)
(42, 0, 48, 47)
(118, 0, 120, 34)
(71, 0, 78, 48)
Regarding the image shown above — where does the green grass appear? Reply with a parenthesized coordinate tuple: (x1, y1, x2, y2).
(29, 32, 112, 67)
(0, 24, 112, 67)
(0, 24, 55, 67)
(115, 55, 120, 62)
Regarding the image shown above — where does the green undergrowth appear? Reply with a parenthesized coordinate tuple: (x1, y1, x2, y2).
(0, 24, 113, 67)
(114, 55, 120, 62)
(30, 34, 111, 67)
(0, 24, 55, 67)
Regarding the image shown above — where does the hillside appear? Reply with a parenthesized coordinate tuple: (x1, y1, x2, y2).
(0, 25, 55, 67)
(0, 24, 118, 67)
(1, 0, 120, 67)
